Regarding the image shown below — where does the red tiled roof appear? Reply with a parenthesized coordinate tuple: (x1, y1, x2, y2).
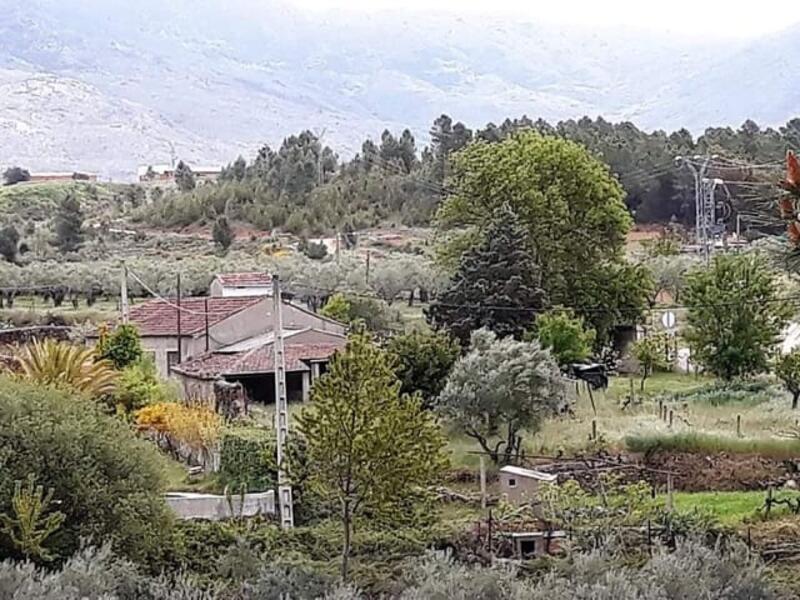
(128, 296, 262, 336)
(173, 342, 344, 379)
(215, 272, 272, 287)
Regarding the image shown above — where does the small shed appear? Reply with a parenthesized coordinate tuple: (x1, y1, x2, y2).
(507, 530, 567, 558)
(498, 466, 557, 505)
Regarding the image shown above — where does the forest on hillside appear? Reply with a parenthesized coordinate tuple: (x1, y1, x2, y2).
(137, 114, 797, 236)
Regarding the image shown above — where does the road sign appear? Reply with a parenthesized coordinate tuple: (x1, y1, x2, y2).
(661, 311, 676, 330)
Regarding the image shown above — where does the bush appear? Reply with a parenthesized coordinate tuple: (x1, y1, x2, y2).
(0, 544, 213, 600)
(0, 377, 172, 563)
(114, 357, 177, 414)
(96, 323, 143, 370)
(218, 427, 275, 492)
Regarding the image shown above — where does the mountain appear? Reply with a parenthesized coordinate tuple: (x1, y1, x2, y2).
(0, 0, 796, 178)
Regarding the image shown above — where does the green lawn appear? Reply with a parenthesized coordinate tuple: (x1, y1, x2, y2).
(672, 490, 786, 526)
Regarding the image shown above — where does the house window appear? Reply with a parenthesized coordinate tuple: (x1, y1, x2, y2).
(167, 351, 180, 371)
(508, 478, 517, 488)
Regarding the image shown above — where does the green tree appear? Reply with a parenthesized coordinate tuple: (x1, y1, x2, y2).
(427, 202, 547, 345)
(533, 308, 596, 367)
(212, 215, 234, 252)
(320, 293, 351, 323)
(684, 254, 791, 381)
(2, 167, 30, 186)
(776, 350, 800, 409)
(0, 378, 172, 562)
(96, 324, 143, 370)
(174, 160, 196, 191)
(437, 131, 636, 345)
(0, 224, 20, 263)
(0, 475, 65, 562)
(296, 333, 447, 580)
(386, 330, 461, 408)
(632, 334, 671, 391)
(53, 194, 84, 253)
(438, 328, 566, 464)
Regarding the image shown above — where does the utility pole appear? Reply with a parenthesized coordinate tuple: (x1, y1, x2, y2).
(272, 274, 294, 529)
(120, 261, 129, 324)
(176, 273, 182, 366)
(204, 297, 210, 352)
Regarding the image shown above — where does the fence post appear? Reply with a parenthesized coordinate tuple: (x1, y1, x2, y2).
(668, 410, 673, 428)
(591, 419, 597, 441)
(479, 456, 487, 510)
(487, 509, 493, 558)
(658, 398, 663, 418)
(737, 414, 742, 438)
(666, 474, 674, 513)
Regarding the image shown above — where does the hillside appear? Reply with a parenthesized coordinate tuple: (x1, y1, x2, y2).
(3, 1, 798, 177)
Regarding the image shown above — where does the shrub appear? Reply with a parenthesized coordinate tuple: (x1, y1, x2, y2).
(0, 378, 172, 563)
(218, 427, 275, 492)
(96, 323, 143, 370)
(114, 357, 177, 414)
(135, 402, 222, 469)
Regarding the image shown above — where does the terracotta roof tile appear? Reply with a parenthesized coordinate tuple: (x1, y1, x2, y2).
(129, 296, 262, 336)
(215, 272, 272, 287)
(174, 342, 344, 379)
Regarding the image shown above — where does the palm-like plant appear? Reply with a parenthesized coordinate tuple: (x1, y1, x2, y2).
(14, 339, 117, 398)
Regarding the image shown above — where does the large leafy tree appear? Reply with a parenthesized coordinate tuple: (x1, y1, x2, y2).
(427, 202, 547, 345)
(296, 333, 447, 580)
(386, 330, 461, 408)
(53, 194, 84, 253)
(438, 328, 566, 464)
(437, 131, 640, 345)
(684, 254, 791, 381)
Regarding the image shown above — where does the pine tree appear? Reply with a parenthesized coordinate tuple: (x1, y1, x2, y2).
(426, 203, 547, 344)
(53, 194, 84, 253)
(212, 215, 234, 252)
(174, 160, 196, 192)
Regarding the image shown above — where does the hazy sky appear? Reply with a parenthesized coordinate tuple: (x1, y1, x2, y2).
(289, 0, 795, 39)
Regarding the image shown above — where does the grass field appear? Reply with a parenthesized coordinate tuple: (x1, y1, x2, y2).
(443, 372, 800, 467)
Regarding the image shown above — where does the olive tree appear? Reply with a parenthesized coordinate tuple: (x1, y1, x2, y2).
(438, 328, 566, 464)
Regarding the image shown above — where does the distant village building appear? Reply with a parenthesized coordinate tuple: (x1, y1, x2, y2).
(210, 272, 273, 298)
(498, 466, 557, 506)
(92, 273, 347, 403)
(27, 171, 98, 183)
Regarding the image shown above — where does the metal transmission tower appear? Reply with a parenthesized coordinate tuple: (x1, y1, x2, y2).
(676, 155, 713, 248)
(698, 176, 734, 263)
(272, 275, 294, 529)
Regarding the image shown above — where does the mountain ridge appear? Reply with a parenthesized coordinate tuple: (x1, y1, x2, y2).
(0, 1, 796, 178)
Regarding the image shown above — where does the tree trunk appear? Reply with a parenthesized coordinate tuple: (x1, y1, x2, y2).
(793, 391, 799, 410)
(408, 289, 414, 307)
(341, 501, 352, 581)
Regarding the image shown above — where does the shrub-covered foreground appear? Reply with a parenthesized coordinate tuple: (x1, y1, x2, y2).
(0, 377, 172, 563)
(0, 539, 782, 599)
